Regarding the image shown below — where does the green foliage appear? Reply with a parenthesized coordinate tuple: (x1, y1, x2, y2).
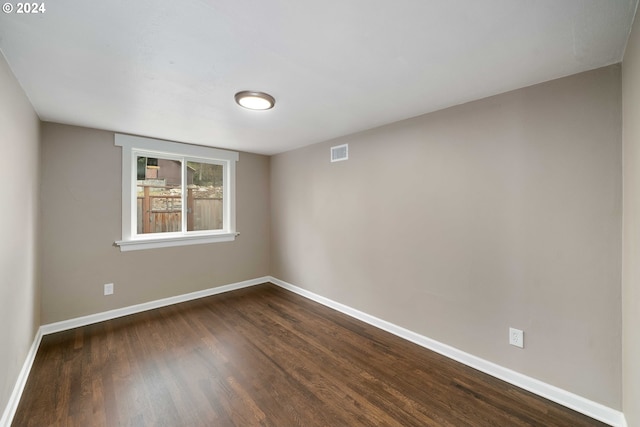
(188, 161, 223, 187)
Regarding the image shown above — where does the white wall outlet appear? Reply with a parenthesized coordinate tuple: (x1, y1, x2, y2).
(509, 327, 524, 348)
(104, 283, 114, 296)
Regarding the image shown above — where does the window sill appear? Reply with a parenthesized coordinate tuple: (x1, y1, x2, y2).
(115, 232, 238, 252)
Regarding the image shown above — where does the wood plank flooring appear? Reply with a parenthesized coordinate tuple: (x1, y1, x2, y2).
(12, 283, 607, 426)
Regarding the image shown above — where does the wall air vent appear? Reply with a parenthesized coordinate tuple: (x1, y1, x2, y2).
(331, 144, 348, 162)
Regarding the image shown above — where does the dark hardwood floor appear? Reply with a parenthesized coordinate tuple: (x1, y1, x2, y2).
(13, 283, 606, 426)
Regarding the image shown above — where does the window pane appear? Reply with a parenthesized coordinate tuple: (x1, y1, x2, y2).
(187, 161, 223, 231)
(137, 157, 183, 234)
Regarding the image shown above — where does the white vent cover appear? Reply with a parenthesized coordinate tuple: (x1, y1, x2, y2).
(331, 144, 348, 162)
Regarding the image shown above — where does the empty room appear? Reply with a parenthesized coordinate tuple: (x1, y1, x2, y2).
(1, 1, 640, 426)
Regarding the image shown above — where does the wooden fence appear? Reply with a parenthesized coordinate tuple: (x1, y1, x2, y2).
(137, 186, 222, 233)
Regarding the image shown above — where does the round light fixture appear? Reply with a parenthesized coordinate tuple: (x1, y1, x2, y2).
(234, 91, 275, 110)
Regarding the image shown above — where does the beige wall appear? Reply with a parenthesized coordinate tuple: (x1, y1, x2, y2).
(271, 65, 622, 408)
(0, 54, 40, 417)
(623, 8, 640, 427)
(39, 123, 270, 323)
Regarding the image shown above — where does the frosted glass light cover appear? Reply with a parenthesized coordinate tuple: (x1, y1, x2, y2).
(235, 91, 275, 110)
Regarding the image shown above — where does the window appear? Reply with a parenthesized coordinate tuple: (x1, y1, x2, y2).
(115, 134, 239, 251)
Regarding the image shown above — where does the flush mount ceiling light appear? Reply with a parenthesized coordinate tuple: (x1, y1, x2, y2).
(234, 91, 275, 110)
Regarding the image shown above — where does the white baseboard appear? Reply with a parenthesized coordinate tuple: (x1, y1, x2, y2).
(0, 327, 43, 427)
(2, 275, 626, 427)
(41, 276, 270, 335)
(268, 276, 625, 427)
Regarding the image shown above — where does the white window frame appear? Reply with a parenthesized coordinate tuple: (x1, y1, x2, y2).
(115, 134, 239, 252)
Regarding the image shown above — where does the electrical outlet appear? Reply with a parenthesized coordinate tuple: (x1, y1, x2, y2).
(104, 283, 114, 296)
(509, 327, 524, 348)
